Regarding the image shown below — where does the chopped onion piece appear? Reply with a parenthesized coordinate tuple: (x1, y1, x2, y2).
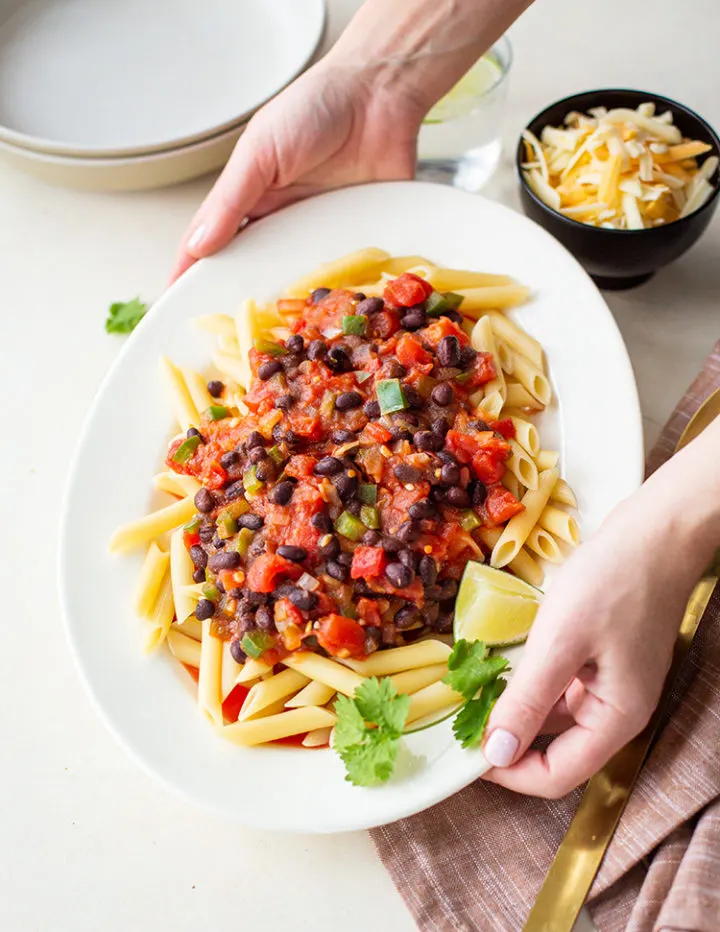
(321, 327, 342, 339)
(298, 572, 320, 592)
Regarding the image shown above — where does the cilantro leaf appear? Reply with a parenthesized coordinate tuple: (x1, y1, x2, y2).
(105, 297, 148, 334)
(443, 639, 510, 700)
(453, 676, 507, 749)
(332, 677, 410, 787)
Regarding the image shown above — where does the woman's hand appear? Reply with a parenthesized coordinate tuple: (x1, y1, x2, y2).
(482, 417, 720, 798)
(169, 58, 424, 282)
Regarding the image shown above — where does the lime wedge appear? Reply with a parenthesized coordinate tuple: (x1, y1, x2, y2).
(454, 561, 541, 646)
(424, 54, 503, 124)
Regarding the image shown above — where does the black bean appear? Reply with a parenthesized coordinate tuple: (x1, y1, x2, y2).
(381, 622, 396, 646)
(398, 549, 416, 570)
(247, 446, 267, 466)
(337, 551, 353, 567)
(440, 462, 461, 485)
(268, 481, 294, 506)
(286, 334, 304, 354)
(440, 579, 459, 600)
(346, 500, 362, 517)
(189, 545, 208, 570)
(277, 545, 307, 562)
(437, 450, 457, 464)
(212, 534, 226, 549)
(431, 486, 447, 505)
(469, 419, 490, 432)
(187, 427, 203, 440)
(386, 562, 413, 589)
(225, 480, 245, 500)
(400, 307, 426, 331)
(380, 536, 403, 553)
(408, 499, 437, 519)
(459, 345, 477, 368)
(434, 612, 455, 633)
(238, 513, 264, 530)
(381, 359, 406, 379)
(333, 471, 358, 502)
(207, 379, 224, 397)
(307, 339, 327, 361)
(326, 345, 351, 372)
(357, 297, 384, 316)
(215, 578, 226, 593)
(274, 582, 297, 599)
(390, 427, 413, 443)
(396, 519, 421, 543)
(393, 464, 423, 483)
(208, 550, 241, 571)
(255, 460, 275, 483)
(353, 292, 367, 302)
(192, 567, 206, 584)
(335, 391, 363, 411)
(437, 335, 461, 367)
(256, 605, 275, 630)
(331, 428, 357, 443)
(284, 428, 299, 447)
(414, 430, 444, 452)
(314, 456, 344, 476)
(246, 430, 264, 450)
(325, 560, 348, 581)
(422, 602, 440, 627)
(195, 599, 214, 621)
(194, 488, 214, 514)
(289, 588, 318, 611)
(364, 627, 382, 654)
(247, 538, 266, 560)
(364, 400, 381, 419)
(431, 416, 450, 437)
(395, 603, 420, 629)
(230, 638, 246, 663)
(230, 588, 245, 600)
(419, 554, 438, 587)
(311, 512, 333, 533)
(431, 382, 454, 406)
(319, 535, 341, 559)
(198, 522, 216, 543)
(442, 309, 464, 324)
(362, 529, 382, 546)
(244, 590, 268, 606)
(424, 584, 443, 600)
(404, 385, 423, 409)
(220, 450, 239, 469)
(258, 360, 283, 380)
(445, 487, 470, 507)
(311, 287, 331, 303)
(469, 480, 487, 505)
(275, 394, 294, 411)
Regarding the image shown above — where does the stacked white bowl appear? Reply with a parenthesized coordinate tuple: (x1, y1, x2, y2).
(0, 0, 325, 190)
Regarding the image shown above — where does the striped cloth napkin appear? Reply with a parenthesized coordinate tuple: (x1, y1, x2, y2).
(370, 339, 720, 932)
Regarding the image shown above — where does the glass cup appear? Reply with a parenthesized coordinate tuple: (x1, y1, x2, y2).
(416, 36, 512, 193)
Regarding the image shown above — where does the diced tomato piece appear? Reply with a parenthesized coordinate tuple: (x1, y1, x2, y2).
(484, 486, 525, 526)
(472, 451, 506, 485)
(182, 663, 200, 684)
(383, 273, 433, 308)
(364, 422, 393, 444)
(420, 316, 470, 348)
(491, 417, 516, 439)
(284, 455, 318, 479)
(222, 684, 249, 723)
(183, 530, 201, 549)
(219, 568, 246, 591)
(395, 332, 433, 368)
(351, 546, 387, 580)
(371, 308, 402, 339)
(445, 429, 480, 464)
(466, 351, 497, 387)
(166, 439, 228, 490)
(287, 415, 323, 440)
(357, 598, 382, 629)
(246, 553, 301, 593)
(316, 614, 367, 658)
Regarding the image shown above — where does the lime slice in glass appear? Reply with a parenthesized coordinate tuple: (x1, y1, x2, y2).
(454, 561, 541, 646)
(424, 54, 503, 125)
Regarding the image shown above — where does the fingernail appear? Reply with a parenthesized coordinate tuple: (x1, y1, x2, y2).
(484, 729, 519, 768)
(187, 224, 206, 253)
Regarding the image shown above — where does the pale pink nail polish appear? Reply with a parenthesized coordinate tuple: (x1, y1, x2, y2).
(187, 224, 206, 252)
(484, 729, 519, 768)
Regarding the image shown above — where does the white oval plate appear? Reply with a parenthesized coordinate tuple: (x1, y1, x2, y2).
(59, 182, 643, 833)
(0, 0, 325, 156)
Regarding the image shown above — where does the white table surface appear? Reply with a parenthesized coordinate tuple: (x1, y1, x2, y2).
(2, 1, 718, 930)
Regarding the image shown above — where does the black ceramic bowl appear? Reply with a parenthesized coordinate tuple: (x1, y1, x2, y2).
(516, 89, 720, 289)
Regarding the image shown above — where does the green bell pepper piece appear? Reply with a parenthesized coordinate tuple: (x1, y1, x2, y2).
(172, 434, 202, 464)
(335, 510, 366, 542)
(342, 314, 367, 336)
(376, 379, 408, 415)
(241, 630, 276, 659)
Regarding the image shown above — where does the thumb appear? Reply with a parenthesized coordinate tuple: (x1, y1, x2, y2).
(483, 633, 587, 769)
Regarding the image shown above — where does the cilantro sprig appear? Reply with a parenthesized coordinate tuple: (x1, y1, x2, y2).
(333, 678, 410, 787)
(105, 297, 148, 334)
(443, 639, 510, 749)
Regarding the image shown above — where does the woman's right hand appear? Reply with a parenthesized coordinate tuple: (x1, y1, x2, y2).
(169, 56, 425, 282)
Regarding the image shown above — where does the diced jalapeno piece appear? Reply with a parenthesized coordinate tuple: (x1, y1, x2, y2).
(342, 314, 367, 336)
(360, 505, 380, 530)
(334, 510, 366, 542)
(253, 338, 287, 357)
(268, 445, 286, 465)
(241, 630, 276, 659)
(207, 404, 229, 420)
(235, 527, 255, 558)
(243, 465, 263, 496)
(202, 583, 220, 601)
(460, 510, 482, 532)
(217, 511, 238, 539)
(357, 483, 377, 505)
(172, 434, 202, 463)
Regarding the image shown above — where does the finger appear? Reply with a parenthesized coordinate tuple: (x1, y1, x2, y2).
(482, 628, 588, 770)
(540, 696, 574, 735)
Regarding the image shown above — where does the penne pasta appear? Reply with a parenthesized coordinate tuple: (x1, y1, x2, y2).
(501, 470, 523, 501)
(380, 255, 433, 277)
(167, 628, 202, 668)
(175, 617, 203, 641)
(486, 310, 544, 369)
(508, 416, 540, 457)
(302, 727, 333, 748)
(480, 389, 504, 419)
(505, 381, 544, 410)
(526, 526, 564, 564)
(181, 367, 215, 415)
(552, 477, 578, 508)
(470, 315, 506, 401)
(491, 468, 559, 568)
(507, 438, 539, 491)
(170, 527, 197, 625)
(285, 247, 390, 297)
(198, 618, 223, 725)
(343, 640, 452, 677)
(220, 706, 337, 747)
(143, 573, 175, 652)
(135, 542, 170, 620)
(233, 299, 256, 388)
(539, 505, 580, 546)
(212, 350, 248, 388)
(221, 640, 244, 703)
(153, 471, 202, 498)
(284, 652, 364, 697)
(388, 663, 448, 696)
(535, 449, 560, 470)
(109, 495, 197, 553)
(193, 313, 236, 337)
(285, 680, 336, 709)
(495, 339, 515, 374)
(478, 527, 545, 588)
(406, 681, 464, 725)
(238, 669, 310, 722)
(454, 284, 531, 315)
(160, 356, 199, 431)
(235, 658, 274, 684)
(506, 349, 552, 405)
(218, 335, 241, 356)
(426, 268, 514, 291)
